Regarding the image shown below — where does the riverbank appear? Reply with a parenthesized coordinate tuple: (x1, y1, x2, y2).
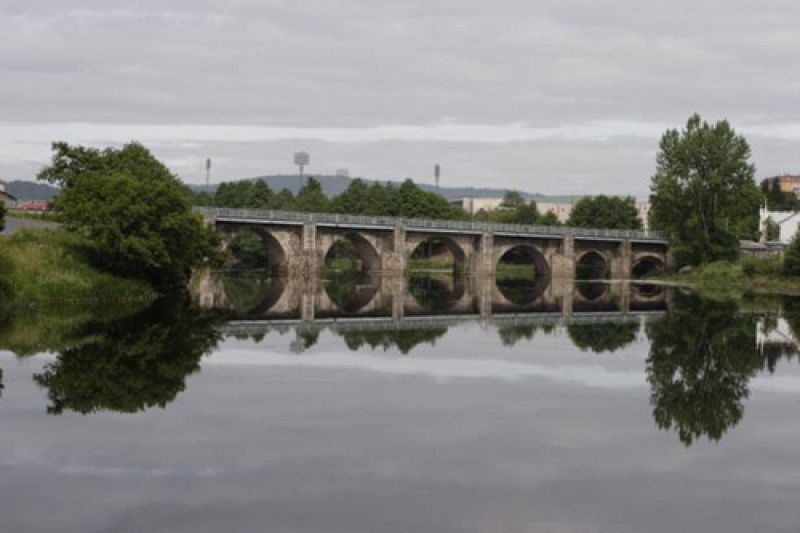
(0, 228, 156, 306)
(652, 257, 800, 296)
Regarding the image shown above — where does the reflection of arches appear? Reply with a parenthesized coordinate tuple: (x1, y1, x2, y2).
(408, 274, 467, 313)
(323, 232, 380, 274)
(576, 282, 608, 301)
(495, 245, 551, 306)
(632, 256, 664, 278)
(576, 251, 608, 280)
(410, 237, 467, 275)
(322, 273, 379, 315)
(221, 273, 287, 317)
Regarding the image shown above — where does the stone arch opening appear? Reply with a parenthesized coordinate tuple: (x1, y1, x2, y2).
(632, 256, 664, 279)
(576, 251, 608, 281)
(495, 245, 551, 305)
(409, 236, 467, 276)
(226, 228, 286, 274)
(323, 231, 380, 274)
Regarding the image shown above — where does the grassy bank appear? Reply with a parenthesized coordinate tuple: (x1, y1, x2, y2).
(0, 228, 155, 306)
(653, 256, 800, 295)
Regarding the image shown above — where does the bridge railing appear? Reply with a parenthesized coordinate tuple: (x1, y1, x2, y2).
(195, 207, 667, 242)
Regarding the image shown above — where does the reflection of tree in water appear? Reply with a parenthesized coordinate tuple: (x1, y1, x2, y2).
(338, 328, 447, 355)
(646, 292, 762, 446)
(497, 324, 555, 347)
(567, 322, 638, 353)
(33, 295, 221, 415)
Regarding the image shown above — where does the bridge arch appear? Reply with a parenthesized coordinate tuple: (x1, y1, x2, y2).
(494, 244, 551, 306)
(409, 236, 467, 275)
(322, 231, 381, 274)
(576, 250, 609, 280)
(222, 226, 288, 274)
(632, 255, 664, 279)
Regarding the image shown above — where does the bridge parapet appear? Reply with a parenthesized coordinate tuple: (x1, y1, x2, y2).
(194, 207, 667, 244)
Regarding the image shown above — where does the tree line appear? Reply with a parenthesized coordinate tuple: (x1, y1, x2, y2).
(193, 176, 646, 230)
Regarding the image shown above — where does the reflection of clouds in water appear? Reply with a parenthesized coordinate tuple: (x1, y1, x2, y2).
(210, 349, 648, 389)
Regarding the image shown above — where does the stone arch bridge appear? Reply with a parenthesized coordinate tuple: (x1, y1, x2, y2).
(198, 207, 672, 279)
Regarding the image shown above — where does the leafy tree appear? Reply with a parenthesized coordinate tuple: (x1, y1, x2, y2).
(567, 195, 642, 230)
(760, 178, 800, 211)
(646, 291, 762, 445)
(0, 200, 5, 232)
(784, 232, 800, 276)
(33, 295, 221, 414)
(274, 188, 295, 209)
(649, 114, 762, 265)
(538, 211, 561, 226)
(251, 180, 275, 208)
(330, 178, 371, 214)
(37, 142, 218, 287)
(502, 190, 525, 207)
(494, 201, 541, 225)
(293, 177, 329, 212)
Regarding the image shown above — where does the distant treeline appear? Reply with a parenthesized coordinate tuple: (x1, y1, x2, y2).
(192, 177, 578, 226)
(193, 177, 651, 230)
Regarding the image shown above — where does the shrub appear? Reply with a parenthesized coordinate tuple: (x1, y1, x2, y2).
(784, 233, 800, 276)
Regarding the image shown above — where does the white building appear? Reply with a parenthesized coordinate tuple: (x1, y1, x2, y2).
(0, 180, 17, 208)
(760, 206, 800, 244)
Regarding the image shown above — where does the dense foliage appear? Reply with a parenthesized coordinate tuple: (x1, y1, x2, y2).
(201, 177, 465, 220)
(784, 233, 800, 276)
(567, 195, 642, 230)
(760, 178, 800, 211)
(649, 114, 762, 265)
(0, 201, 5, 232)
(38, 142, 218, 287)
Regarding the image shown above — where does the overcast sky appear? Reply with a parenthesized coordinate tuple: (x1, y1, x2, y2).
(1, 0, 799, 197)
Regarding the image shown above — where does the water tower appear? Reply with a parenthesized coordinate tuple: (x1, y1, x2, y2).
(294, 151, 310, 191)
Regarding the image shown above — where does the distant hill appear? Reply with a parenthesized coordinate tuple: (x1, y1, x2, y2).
(5, 180, 60, 201)
(188, 174, 545, 200)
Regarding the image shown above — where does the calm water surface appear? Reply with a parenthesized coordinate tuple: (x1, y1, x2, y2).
(1, 279, 800, 532)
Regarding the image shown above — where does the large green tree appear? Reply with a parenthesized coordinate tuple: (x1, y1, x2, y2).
(649, 114, 761, 265)
(0, 200, 6, 232)
(37, 142, 217, 286)
(567, 195, 642, 230)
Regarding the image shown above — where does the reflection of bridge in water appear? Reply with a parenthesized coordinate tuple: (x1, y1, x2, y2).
(195, 271, 670, 321)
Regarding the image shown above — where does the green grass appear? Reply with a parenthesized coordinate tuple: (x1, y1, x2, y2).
(0, 228, 155, 307)
(6, 208, 62, 223)
(654, 256, 800, 296)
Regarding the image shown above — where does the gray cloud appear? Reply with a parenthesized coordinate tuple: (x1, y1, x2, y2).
(1, 1, 798, 193)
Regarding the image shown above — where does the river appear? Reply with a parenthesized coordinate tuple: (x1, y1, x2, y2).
(1, 276, 799, 532)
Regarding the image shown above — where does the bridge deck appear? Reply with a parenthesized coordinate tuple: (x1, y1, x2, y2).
(196, 207, 668, 244)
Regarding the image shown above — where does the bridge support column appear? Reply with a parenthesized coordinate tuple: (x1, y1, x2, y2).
(475, 231, 494, 277)
(381, 224, 407, 275)
(618, 239, 632, 280)
(552, 231, 576, 278)
(302, 220, 317, 279)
